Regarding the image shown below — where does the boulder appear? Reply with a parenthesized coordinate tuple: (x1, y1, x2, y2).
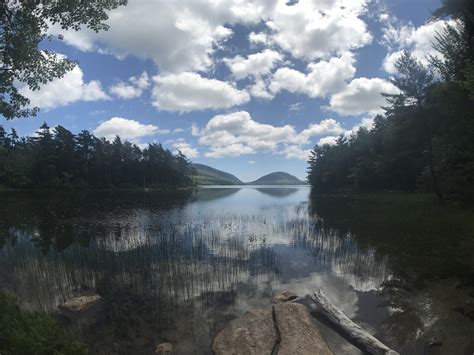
(272, 291, 298, 304)
(155, 342, 173, 354)
(61, 294, 102, 312)
(212, 310, 278, 355)
(273, 302, 334, 355)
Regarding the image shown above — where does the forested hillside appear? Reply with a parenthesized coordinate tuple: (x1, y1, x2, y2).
(248, 172, 304, 185)
(192, 163, 243, 185)
(307, 0, 474, 202)
(0, 123, 194, 189)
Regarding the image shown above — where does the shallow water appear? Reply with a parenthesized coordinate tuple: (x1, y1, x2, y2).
(0, 187, 473, 354)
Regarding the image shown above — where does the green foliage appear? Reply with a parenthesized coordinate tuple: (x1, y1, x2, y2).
(0, 123, 195, 189)
(1, 0, 126, 119)
(248, 171, 304, 185)
(0, 294, 87, 355)
(192, 163, 243, 185)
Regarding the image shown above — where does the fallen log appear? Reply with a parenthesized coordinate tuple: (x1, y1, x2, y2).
(308, 290, 399, 355)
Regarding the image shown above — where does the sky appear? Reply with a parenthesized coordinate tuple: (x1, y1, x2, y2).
(2, 0, 447, 181)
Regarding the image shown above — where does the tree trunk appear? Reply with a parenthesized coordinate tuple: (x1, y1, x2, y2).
(308, 290, 399, 355)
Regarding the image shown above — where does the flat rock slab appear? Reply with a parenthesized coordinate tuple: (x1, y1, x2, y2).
(273, 302, 334, 355)
(212, 310, 278, 355)
(272, 291, 298, 304)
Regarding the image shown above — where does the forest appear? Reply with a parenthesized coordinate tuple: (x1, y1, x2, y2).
(0, 123, 194, 189)
(307, 0, 474, 203)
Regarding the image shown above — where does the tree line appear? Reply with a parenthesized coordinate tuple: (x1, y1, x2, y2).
(0, 123, 194, 189)
(307, 0, 474, 202)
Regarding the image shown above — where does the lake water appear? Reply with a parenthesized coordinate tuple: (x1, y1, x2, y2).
(1, 187, 473, 354)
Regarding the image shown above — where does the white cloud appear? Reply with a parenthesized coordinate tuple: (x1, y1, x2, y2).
(382, 20, 453, 73)
(329, 77, 399, 116)
(316, 116, 378, 147)
(196, 111, 345, 158)
(49, 0, 373, 74)
(269, 54, 356, 98)
(172, 139, 199, 158)
(129, 72, 150, 90)
(318, 136, 339, 146)
(248, 32, 269, 45)
(19, 65, 109, 109)
(298, 119, 345, 144)
(348, 117, 376, 135)
(268, 0, 372, 61)
(109, 82, 142, 99)
(151, 72, 250, 112)
(289, 102, 304, 112)
(249, 77, 274, 100)
(48, 1, 276, 73)
(223, 49, 283, 79)
(280, 145, 312, 160)
(248, 160, 256, 164)
(110, 72, 150, 99)
(93, 117, 166, 141)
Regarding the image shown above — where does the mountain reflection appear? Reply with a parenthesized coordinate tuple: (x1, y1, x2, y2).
(255, 187, 298, 197)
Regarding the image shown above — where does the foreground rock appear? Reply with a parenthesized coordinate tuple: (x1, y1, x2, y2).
(272, 291, 298, 304)
(155, 342, 173, 354)
(273, 302, 333, 355)
(60, 294, 102, 312)
(212, 310, 278, 354)
(212, 300, 334, 354)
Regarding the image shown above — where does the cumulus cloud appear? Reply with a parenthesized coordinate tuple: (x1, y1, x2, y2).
(249, 77, 274, 100)
(268, 0, 372, 61)
(172, 139, 199, 158)
(223, 49, 283, 79)
(195, 111, 345, 159)
(298, 119, 345, 144)
(110, 82, 142, 99)
(317, 136, 339, 146)
(130, 72, 150, 90)
(110, 72, 150, 99)
(248, 32, 269, 45)
(93, 117, 167, 141)
(49, 0, 373, 74)
(19, 65, 109, 109)
(151, 72, 250, 112)
(269, 54, 356, 98)
(382, 20, 454, 73)
(48, 1, 276, 73)
(316, 116, 380, 147)
(329, 77, 399, 116)
(280, 145, 312, 160)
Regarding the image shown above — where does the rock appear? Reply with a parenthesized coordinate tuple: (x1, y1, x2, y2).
(273, 302, 334, 355)
(212, 310, 278, 355)
(61, 294, 102, 312)
(155, 342, 173, 354)
(272, 291, 298, 304)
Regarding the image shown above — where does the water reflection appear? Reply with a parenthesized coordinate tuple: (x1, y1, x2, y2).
(1, 188, 472, 354)
(254, 187, 298, 197)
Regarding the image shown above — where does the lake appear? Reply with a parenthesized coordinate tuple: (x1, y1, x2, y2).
(1, 187, 473, 354)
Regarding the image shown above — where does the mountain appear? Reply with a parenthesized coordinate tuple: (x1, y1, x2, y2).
(248, 172, 305, 185)
(192, 163, 243, 185)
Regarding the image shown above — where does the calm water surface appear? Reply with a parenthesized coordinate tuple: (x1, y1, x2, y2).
(0, 187, 473, 354)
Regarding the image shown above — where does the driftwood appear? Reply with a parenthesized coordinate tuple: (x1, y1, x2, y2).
(306, 290, 399, 355)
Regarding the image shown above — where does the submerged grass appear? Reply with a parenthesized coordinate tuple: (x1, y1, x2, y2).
(0, 294, 87, 355)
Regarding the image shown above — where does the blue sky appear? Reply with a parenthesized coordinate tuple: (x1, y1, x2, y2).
(2, 0, 445, 181)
